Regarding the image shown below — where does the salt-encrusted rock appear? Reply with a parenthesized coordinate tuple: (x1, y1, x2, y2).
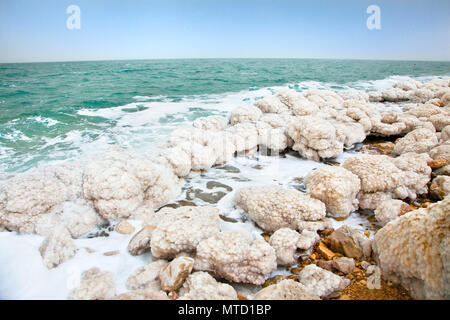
(234, 185, 327, 232)
(115, 220, 135, 234)
(326, 226, 371, 259)
(303, 89, 344, 108)
(192, 115, 228, 131)
(151, 206, 220, 259)
(195, 231, 277, 285)
(373, 197, 450, 299)
(57, 200, 102, 238)
(374, 199, 413, 226)
(392, 128, 438, 155)
(332, 257, 355, 275)
(39, 227, 76, 269)
(291, 99, 320, 116)
(430, 108, 450, 131)
(127, 225, 156, 256)
(178, 272, 238, 300)
(159, 256, 195, 292)
(287, 116, 344, 161)
(269, 228, 319, 265)
(225, 122, 259, 154)
(0, 164, 90, 236)
(113, 289, 169, 300)
(298, 264, 350, 297)
(254, 96, 289, 114)
(430, 176, 450, 200)
(230, 105, 263, 125)
(342, 154, 431, 209)
(126, 259, 168, 290)
(338, 89, 369, 102)
(276, 88, 304, 108)
(441, 125, 450, 142)
(69, 268, 115, 300)
(253, 279, 320, 300)
(305, 166, 361, 219)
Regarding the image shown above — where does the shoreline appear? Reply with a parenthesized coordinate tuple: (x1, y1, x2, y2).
(0, 76, 449, 300)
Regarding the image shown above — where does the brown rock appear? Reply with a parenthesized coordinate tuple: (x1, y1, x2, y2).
(427, 159, 447, 169)
(115, 220, 135, 234)
(317, 260, 334, 272)
(381, 113, 398, 124)
(316, 242, 335, 260)
(319, 228, 334, 237)
(103, 250, 120, 256)
(326, 230, 363, 259)
(127, 225, 156, 256)
(332, 257, 355, 274)
(159, 256, 195, 292)
(262, 275, 293, 288)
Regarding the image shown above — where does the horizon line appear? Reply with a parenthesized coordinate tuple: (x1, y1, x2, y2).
(1, 56, 450, 65)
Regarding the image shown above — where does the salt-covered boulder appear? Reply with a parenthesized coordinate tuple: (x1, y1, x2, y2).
(298, 264, 350, 297)
(229, 105, 262, 125)
(372, 197, 450, 299)
(150, 206, 220, 259)
(392, 128, 438, 155)
(234, 185, 327, 232)
(195, 231, 277, 285)
(192, 115, 228, 131)
(254, 96, 289, 114)
(225, 122, 259, 154)
(269, 228, 319, 265)
(0, 164, 89, 236)
(276, 88, 304, 108)
(305, 166, 361, 219)
(178, 272, 238, 300)
(440, 125, 450, 142)
(126, 260, 167, 291)
(342, 154, 431, 209)
(69, 268, 115, 300)
(253, 279, 320, 300)
(287, 116, 344, 161)
(39, 227, 76, 269)
(374, 199, 413, 226)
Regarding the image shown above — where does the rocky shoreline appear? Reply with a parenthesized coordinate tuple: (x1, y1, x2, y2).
(0, 77, 449, 300)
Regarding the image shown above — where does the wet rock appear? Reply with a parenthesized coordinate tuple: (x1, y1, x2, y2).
(186, 188, 227, 204)
(332, 257, 355, 275)
(317, 260, 334, 272)
(127, 225, 156, 256)
(217, 165, 240, 173)
(262, 275, 298, 288)
(326, 229, 363, 259)
(115, 220, 135, 234)
(206, 181, 233, 191)
(427, 159, 448, 169)
(429, 175, 450, 200)
(159, 256, 195, 292)
(316, 242, 335, 261)
(219, 214, 238, 223)
(103, 250, 120, 256)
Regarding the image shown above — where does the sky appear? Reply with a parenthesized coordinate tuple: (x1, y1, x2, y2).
(0, 0, 449, 63)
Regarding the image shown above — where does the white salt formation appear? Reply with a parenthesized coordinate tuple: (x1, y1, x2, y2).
(234, 185, 328, 232)
(298, 264, 350, 297)
(253, 279, 320, 300)
(305, 166, 361, 218)
(269, 228, 319, 265)
(373, 197, 450, 299)
(195, 231, 277, 285)
(69, 268, 115, 300)
(150, 206, 220, 259)
(178, 272, 238, 300)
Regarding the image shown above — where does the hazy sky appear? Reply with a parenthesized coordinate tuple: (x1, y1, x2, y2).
(0, 0, 449, 62)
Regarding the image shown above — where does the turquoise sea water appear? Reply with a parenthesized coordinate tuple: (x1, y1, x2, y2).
(1, 58, 450, 173)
